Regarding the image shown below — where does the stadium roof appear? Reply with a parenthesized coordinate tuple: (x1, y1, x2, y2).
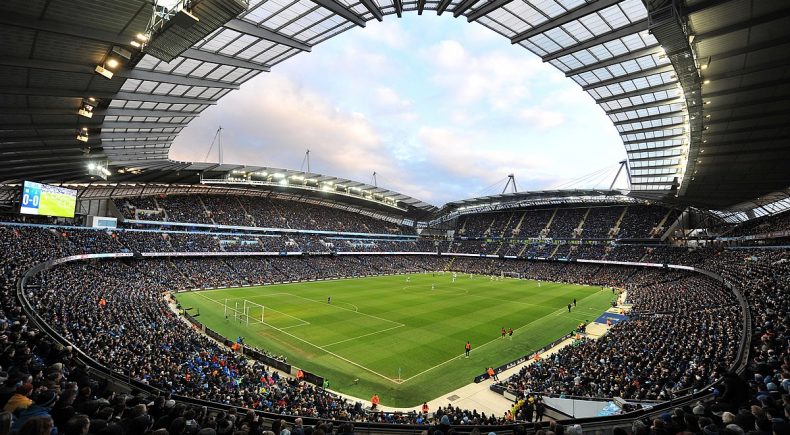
(0, 0, 788, 213)
(438, 188, 641, 215)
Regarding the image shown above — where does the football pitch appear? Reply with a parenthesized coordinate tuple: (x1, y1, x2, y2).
(175, 273, 613, 407)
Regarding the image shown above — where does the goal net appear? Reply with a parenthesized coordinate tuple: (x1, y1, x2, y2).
(223, 299, 265, 326)
(501, 271, 522, 279)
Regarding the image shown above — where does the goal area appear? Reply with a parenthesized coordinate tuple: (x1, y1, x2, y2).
(223, 299, 265, 325)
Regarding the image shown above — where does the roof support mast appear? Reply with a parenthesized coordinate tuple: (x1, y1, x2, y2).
(502, 174, 518, 194)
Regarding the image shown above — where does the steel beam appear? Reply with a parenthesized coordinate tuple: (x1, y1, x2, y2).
(452, 0, 479, 17)
(613, 109, 685, 126)
(623, 133, 685, 145)
(565, 45, 661, 77)
(605, 97, 684, 115)
(467, 0, 514, 22)
(620, 121, 685, 135)
(310, 0, 366, 27)
(511, 0, 622, 44)
(113, 91, 216, 105)
(417, 0, 428, 15)
(436, 0, 454, 16)
(540, 19, 649, 62)
(181, 49, 271, 71)
(595, 81, 679, 104)
(359, 0, 384, 20)
(582, 64, 675, 91)
(117, 69, 240, 89)
(225, 19, 313, 51)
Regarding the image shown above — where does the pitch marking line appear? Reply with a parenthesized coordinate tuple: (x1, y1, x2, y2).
(399, 290, 607, 383)
(192, 293, 311, 328)
(283, 293, 405, 328)
(322, 324, 406, 348)
(188, 291, 405, 384)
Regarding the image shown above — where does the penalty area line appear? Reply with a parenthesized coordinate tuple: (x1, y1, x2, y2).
(189, 290, 401, 384)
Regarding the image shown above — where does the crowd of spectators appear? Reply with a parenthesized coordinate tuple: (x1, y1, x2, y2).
(546, 208, 587, 239)
(118, 195, 413, 235)
(499, 272, 741, 400)
(580, 207, 623, 239)
(453, 205, 682, 242)
(1, 217, 789, 434)
(115, 197, 165, 221)
(726, 209, 790, 238)
(616, 205, 673, 239)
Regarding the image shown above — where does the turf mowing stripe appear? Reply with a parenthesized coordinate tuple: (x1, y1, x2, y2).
(322, 324, 406, 348)
(399, 289, 609, 383)
(191, 290, 404, 384)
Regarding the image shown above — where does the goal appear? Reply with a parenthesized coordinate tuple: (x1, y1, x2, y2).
(223, 299, 265, 326)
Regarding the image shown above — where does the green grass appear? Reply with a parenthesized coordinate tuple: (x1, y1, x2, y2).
(175, 273, 613, 407)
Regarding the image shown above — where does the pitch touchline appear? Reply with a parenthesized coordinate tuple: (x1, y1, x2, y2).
(399, 290, 607, 383)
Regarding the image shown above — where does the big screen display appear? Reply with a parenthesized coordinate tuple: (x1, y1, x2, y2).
(20, 181, 77, 218)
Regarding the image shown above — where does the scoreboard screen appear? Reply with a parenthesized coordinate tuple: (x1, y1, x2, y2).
(20, 181, 77, 218)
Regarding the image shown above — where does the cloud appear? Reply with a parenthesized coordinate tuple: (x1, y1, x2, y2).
(171, 74, 390, 180)
(416, 126, 556, 190)
(518, 108, 566, 130)
(374, 86, 412, 111)
(354, 20, 413, 49)
(421, 39, 551, 110)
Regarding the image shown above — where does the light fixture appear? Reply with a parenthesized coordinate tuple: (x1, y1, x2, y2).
(705, 101, 711, 104)
(78, 99, 96, 118)
(705, 114, 710, 118)
(136, 33, 149, 42)
(130, 40, 141, 48)
(703, 79, 710, 84)
(106, 58, 119, 69)
(77, 131, 89, 142)
(95, 65, 113, 79)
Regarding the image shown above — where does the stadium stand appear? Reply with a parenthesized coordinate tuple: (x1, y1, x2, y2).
(0, 212, 786, 432)
(1, 0, 789, 431)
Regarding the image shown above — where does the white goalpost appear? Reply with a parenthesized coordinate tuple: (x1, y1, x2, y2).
(223, 299, 265, 326)
(501, 271, 522, 280)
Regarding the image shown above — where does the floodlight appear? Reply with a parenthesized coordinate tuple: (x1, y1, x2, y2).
(106, 58, 119, 69)
(95, 65, 113, 79)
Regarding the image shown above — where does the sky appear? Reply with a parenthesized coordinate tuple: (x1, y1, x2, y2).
(170, 15, 626, 206)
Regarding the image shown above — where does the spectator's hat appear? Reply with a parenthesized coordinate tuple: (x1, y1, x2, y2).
(35, 389, 58, 408)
